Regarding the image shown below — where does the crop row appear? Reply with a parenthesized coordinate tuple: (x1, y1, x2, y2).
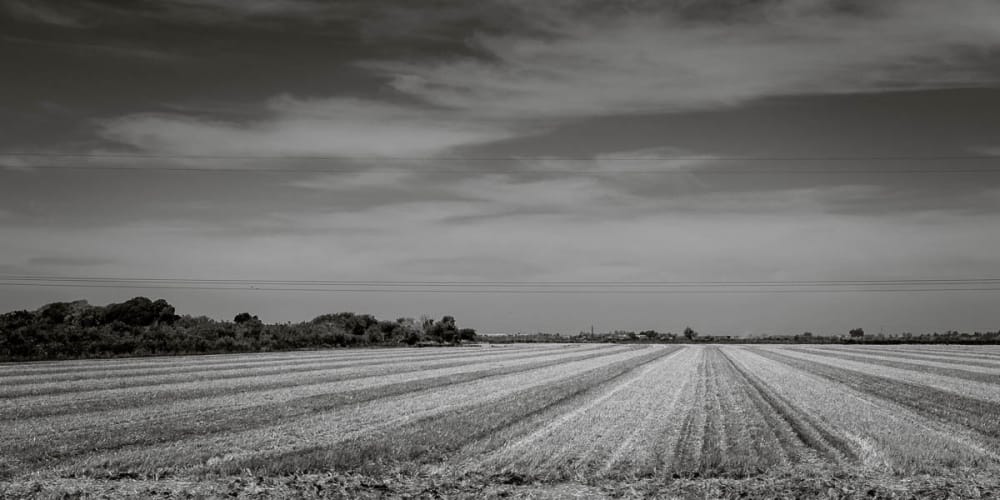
(0, 345, 609, 420)
(822, 346, 1000, 369)
(0, 343, 558, 378)
(0, 345, 635, 477)
(0, 345, 599, 408)
(787, 347, 1000, 383)
(5, 344, 1000, 484)
(750, 347, 1000, 462)
(17, 346, 664, 479)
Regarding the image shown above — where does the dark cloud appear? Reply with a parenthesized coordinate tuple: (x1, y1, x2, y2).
(3, 1, 1000, 333)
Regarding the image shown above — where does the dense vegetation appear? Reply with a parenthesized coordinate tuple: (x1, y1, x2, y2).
(3, 297, 996, 361)
(0, 297, 476, 361)
(497, 326, 1000, 345)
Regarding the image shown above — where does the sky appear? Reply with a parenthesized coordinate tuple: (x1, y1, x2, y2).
(2, 0, 1000, 336)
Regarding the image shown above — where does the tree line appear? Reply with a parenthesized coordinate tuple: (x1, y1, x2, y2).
(0, 297, 476, 361)
(505, 326, 1000, 345)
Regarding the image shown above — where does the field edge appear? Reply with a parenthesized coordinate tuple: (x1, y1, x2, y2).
(4, 466, 1000, 499)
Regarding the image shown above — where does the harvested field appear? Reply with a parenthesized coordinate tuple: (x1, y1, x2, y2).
(2, 344, 1000, 498)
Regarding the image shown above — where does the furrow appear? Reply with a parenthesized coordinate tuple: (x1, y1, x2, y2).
(765, 346, 1000, 403)
(55, 346, 668, 479)
(789, 347, 1000, 382)
(460, 346, 697, 481)
(822, 346, 1000, 369)
(0, 345, 606, 421)
(0, 345, 601, 406)
(0, 344, 572, 388)
(745, 347, 1000, 472)
(2, 346, 633, 477)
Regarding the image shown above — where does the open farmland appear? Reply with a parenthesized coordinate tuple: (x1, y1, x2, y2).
(3, 344, 1000, 498)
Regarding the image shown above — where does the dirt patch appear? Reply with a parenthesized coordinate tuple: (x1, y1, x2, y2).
(4, 467, 1000, 499)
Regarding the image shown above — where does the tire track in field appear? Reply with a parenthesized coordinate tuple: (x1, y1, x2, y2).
(496, 349, 679, 454)
(713, 352, 792, 472)
(502, 346, 694, 480)
(666, 347, 851, 478)
(0, 344, 562, 378)
(66, 346, 671, 479)
(788, 347, 1000, 383)
(733, 347, 1000, 472)
(447, 347, 697, 480)
(0, 345, 569, 385)
(0, 350, 394, 377)
(720, 348, 856, 466)
(859, 346, 1000, 361)
(697, 347, 726, 475)
(3, 346, 641, 478)
(822, 346, 1000, 370)
(751, 348, 1000, 453)
(765, 347, 1000, 404)
(212, 346, 681, 477)
(670, 348, 709, 474)
(0, 345, 606, 420)
(0, 345, 595, 401)
(596, 348, 698, 477)
(0, 345, 567, 388)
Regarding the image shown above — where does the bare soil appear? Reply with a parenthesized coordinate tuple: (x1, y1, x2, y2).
(4, 467, 999, 499)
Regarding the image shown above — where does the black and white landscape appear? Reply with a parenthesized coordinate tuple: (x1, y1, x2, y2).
(2, 1, 1000, 498)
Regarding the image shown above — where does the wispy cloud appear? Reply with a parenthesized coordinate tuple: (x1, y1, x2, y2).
(0, 157, 34, 172)
(0, 0, 332, 27)
(100, 96, 513, 159)
(287, 169, 419, 192)
(1, 0, 85, 27)
(367, 0, 1000, 118)
(2, 34, 180, 61)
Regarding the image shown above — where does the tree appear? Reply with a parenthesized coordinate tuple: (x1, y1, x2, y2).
(152, 299, 178, 325)
(1, 310, 34, 330)
(849, 328, 865, 338)
(104, 297, 162, 326)
(458, 328, 477, 342)
(234, 312, 257, 324)
(38, 302, 72, 325)
(439, 316, 459, 344)
(683, 326, 698, 340)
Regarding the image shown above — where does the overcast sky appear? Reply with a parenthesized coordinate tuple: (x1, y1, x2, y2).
(3, 0, 1000, 335)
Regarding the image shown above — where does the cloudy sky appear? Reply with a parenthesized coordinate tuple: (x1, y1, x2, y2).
(3, 0, 1000, 335)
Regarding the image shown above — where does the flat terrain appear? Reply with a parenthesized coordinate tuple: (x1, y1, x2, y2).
(3, 344, 1000, 498)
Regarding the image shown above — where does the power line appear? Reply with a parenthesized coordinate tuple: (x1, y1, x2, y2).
(4, 153, 1000, 174)
(4, 275, 1000, 286)
(3, 276, 1000, 294)
(8, 164, 1000, 175)
(2, 282, 999, 294)
(5, 152, 1000, 161)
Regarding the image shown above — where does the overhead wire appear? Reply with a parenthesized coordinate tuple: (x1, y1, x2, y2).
(3, 152, 1000, 174)
(2, 275, 1000, 294)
